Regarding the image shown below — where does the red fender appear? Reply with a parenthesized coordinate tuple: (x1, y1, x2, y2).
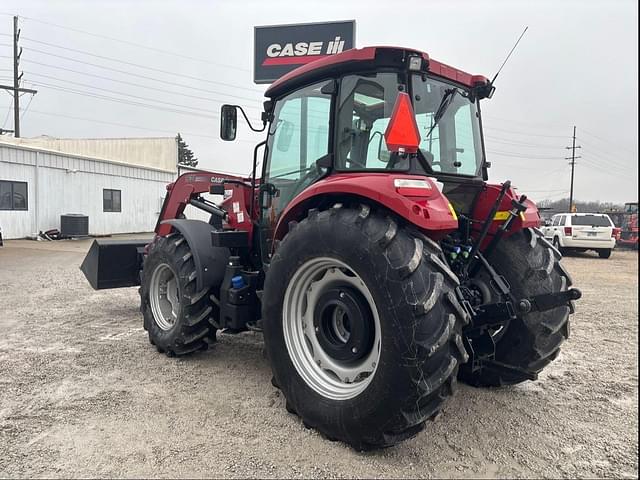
(273, 173, 458, 243)
(471, 183, 542, 248)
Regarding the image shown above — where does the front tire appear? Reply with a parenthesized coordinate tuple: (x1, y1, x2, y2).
(140, 233, 215, 356)
(262, 205, 469, 450)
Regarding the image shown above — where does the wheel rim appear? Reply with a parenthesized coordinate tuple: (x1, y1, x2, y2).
(149, 263, 180, 331)
(283, 257, 381, 401)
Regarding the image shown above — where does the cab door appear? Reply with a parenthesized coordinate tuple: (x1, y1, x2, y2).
(258, 81, 333, 263)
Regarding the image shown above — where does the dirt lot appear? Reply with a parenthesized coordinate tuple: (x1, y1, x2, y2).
(0, 237, 637, 478)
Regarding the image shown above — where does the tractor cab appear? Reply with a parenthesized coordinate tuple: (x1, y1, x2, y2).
(221, 47, 496, 261)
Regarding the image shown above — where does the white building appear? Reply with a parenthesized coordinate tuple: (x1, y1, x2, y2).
(0, 137, 178, 239)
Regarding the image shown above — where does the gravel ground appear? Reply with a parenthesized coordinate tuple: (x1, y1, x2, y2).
(0, 237, 637, 479)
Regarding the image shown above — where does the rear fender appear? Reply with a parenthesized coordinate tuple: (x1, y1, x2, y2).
(273, 173, 458, 243)
(161, 219, 230, 292)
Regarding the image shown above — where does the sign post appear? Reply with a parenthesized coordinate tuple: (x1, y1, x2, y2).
(254, 20, 355, 84)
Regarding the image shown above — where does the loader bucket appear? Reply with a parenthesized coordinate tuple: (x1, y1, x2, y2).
(80, 239, 148, 290)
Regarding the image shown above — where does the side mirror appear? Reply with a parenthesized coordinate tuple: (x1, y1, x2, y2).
(220, 105, 237, 141)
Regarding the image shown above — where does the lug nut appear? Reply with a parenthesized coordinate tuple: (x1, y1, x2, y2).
(352, 347, 358, 354)
(339, 292, 345, 298)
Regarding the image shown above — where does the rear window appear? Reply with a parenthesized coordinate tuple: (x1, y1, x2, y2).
(571, 215, 612, 227)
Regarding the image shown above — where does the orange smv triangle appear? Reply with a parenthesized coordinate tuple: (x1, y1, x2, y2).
(384, 92, 421, 154)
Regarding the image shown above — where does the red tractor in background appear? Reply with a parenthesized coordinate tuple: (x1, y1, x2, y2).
(608, 202, 639, 249)
(81, 46, 581, 450)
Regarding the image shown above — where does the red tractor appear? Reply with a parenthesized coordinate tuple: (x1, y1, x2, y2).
(81, 46, 580, 449)
(610, 202, 639, 249)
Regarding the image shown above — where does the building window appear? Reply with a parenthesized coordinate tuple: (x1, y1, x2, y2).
(0, 180, 28, 210)
(103, 189, 121, 212)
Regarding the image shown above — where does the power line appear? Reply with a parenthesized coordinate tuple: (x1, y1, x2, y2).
(485, 125, 569, 139)
(27, 74, 227, 115)
(520, 188, 569, 193)
(483, 114, 569, 131)
(579, 128, 638, 156)
(1, 104, 11, 128)
(27, 79, 263, 124)
(484, 135, 562, 149)
(580, 156, 628, 176)
(21, 62, 261, 108)
(576, 137, 634, 170)
(21, 46, 263, 103)
(537, 191, 571, 202)
(27, 80, 220, 119)
(19, 92, 34, 119)
(14, 14, 252, 73)
(16, 35, 263, 93)
(21, 107, 260, 145)
(21, 62, 262, 110)
(487, 149, 563, 160)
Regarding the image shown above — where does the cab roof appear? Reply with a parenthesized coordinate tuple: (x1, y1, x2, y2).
(265, 46, 489, 99)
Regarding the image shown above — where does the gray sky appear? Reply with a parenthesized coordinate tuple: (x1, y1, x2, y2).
(1, 0, 637, 204)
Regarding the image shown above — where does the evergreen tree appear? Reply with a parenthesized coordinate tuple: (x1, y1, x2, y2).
(177, 133, 198, 167)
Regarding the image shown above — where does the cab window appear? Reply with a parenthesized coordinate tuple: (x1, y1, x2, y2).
(264, 81, 332, 217)
(335, 72, 407, 170)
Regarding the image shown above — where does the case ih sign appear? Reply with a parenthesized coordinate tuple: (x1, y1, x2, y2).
(253, 20, 355, 84)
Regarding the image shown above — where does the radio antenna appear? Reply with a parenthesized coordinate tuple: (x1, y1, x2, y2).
(491, 26, 528, 85)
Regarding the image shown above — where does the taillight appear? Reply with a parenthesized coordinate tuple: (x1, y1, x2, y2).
(564, 227, 572, 236)
(394, 178, 433, 197)
(612, 227, 621, 238)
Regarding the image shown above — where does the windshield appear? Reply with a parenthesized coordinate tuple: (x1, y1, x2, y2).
(412, 75, 483, 175)
(334, 72, 484, 176)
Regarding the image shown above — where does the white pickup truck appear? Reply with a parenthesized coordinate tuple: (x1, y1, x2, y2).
(542, 213, 616, 258)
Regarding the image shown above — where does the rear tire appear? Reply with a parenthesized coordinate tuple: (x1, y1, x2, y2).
(262, 204, 469, 450)
(598, 248, 612, 259)
(459, 228, 572, 387)
(140, 233, 215, 356)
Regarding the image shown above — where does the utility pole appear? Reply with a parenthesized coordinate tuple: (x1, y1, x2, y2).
(0, 16, 37, 137)
(565, 126, 581, 212)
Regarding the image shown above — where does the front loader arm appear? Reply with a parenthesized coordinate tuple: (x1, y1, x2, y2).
(155, 171, 253, 237)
